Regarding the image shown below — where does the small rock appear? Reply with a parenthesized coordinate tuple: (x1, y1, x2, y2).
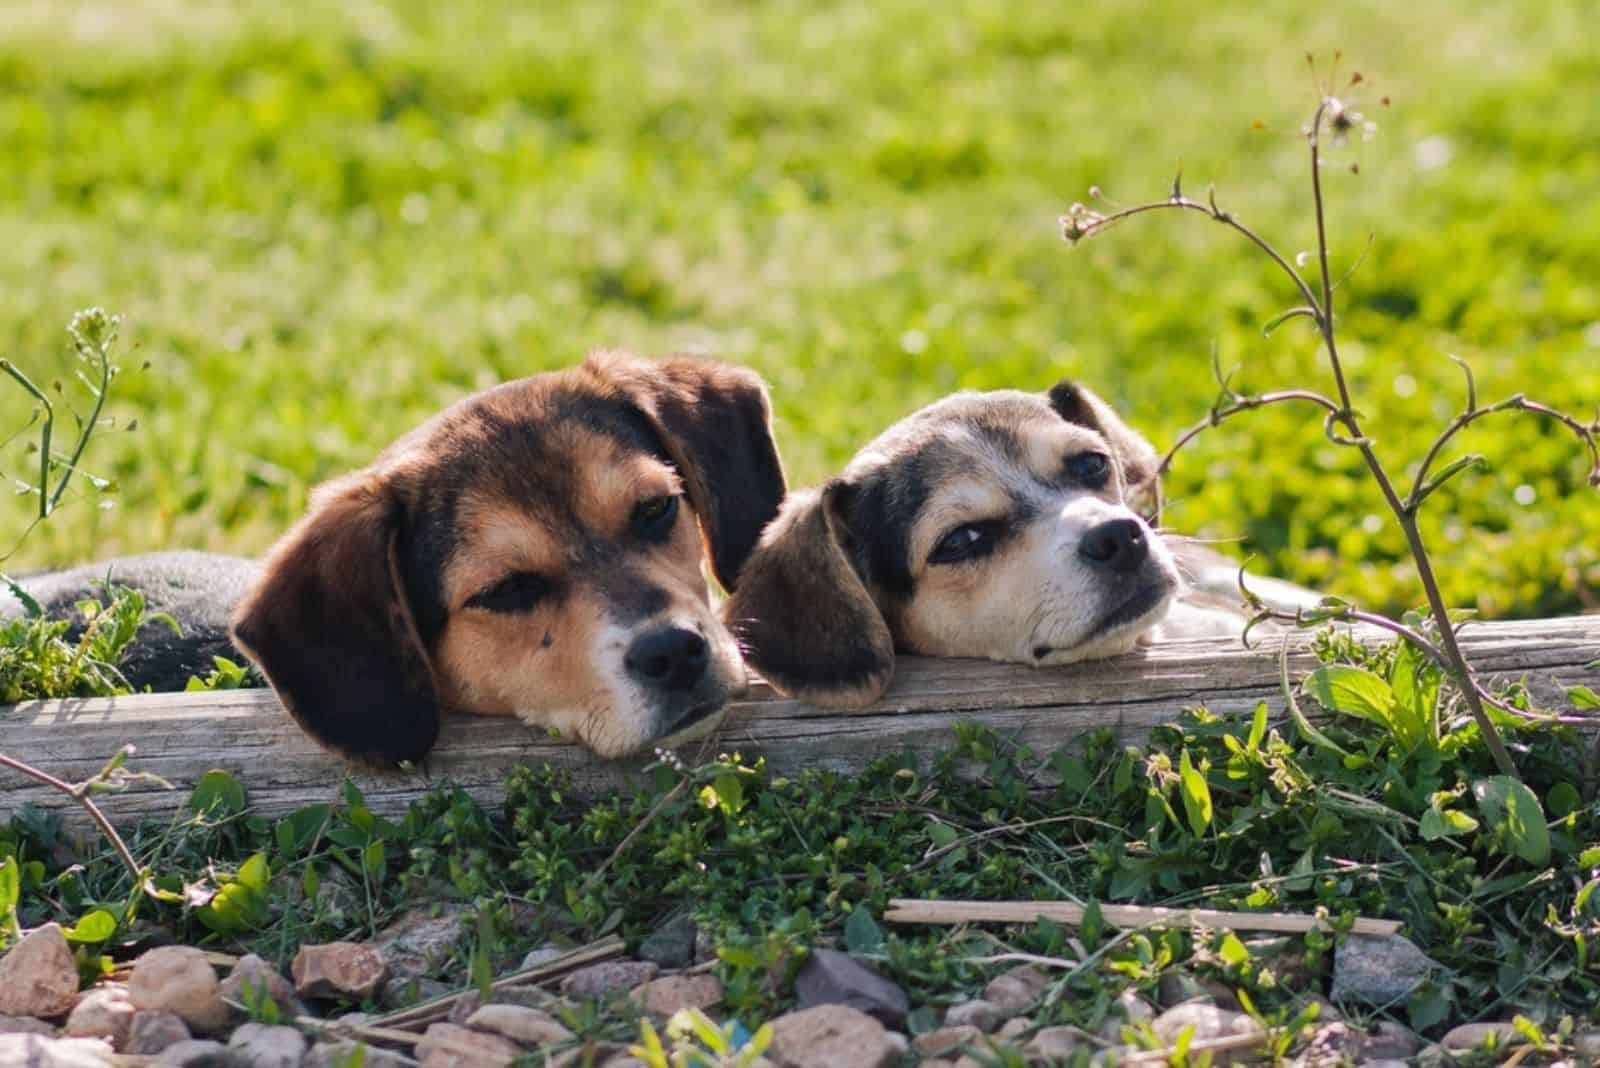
(155, 1038, 236, 1066)
(379, 976, 452, 1010)
(292, 942, 387, 1001)
(766, 1004, 901, 1068)
(995, 1017, 1031, 1041)
(373, 908, 468, 980)
(303, 1040, 413, 1068)
(1440, 1021, 1524, 1052)
(0, 1034, 114, 1068)
(545, 1043, 631, 1068)
(519, 945, 567, 972)
(226, 1022, 306, 1068)
(630, 975, 724, 1017)
(912, 1025, 980, 1057)
(486, 986, 553, 1011)
(1102, 988, 1156, 1040)
(1361, 1020, 1422, 1060)
(64, 987, 134, 1048)
(0, 923, 80, 1018)
(1359, 1061, 1410, 1068)
(445, 992, 482, 1026)
(128, 947, 227, 1033)
(0, 1013, 56, 1035)
(944, 999, 1002, 1032)
(1150, 1002, 1262, 1045)
(465, 1003, 575, 1046)
(220, 955, 306, 1023)
(793, 949, 909, 1029)
(124, 1010, 193, 1055)
(559, 960, 659, 999)
(1575, 1030, 1600, 1060)
(981, 965, 1049, 1018)
(1023, 1025, 1090, 1062)
(1329, 934, 1438, 1007)
(638, 915, 700, 970)
(415, 1021, 524, 1067)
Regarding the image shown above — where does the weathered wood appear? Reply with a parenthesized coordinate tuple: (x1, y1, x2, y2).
(2, 616, 1595, 831)
(883, 898, 1402, 936)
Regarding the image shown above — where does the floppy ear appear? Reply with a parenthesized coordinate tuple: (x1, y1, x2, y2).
(592, 352, 786, 591)
(722, 484, 894, 708)
(229, 472, 441, 766)
(1047, 380, 1163, 522)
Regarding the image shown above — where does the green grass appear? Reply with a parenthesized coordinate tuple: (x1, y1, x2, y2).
(1, 0, 1597, 620)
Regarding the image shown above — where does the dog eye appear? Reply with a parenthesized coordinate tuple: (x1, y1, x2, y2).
(1065, 451, 1112, 488)
(631, 494, 681, 541)
(467, 572, 552, 614)
(929, 521, 1004, 565)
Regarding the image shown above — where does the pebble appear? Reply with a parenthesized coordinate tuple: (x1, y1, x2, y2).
(124, 1010, 193, 1055)
(154, 1038, 235, 1066)
(519, 945, 567, 971)
(911, 1025, 980, 1057)
(793, 949, 910, 1029)
(226, 1022, 306, 1068)
(1440, 1021, 1523, 1052)
(638, 914, 700, 969)
(559, 960, 659, 998)
(373, 908, 468, 980)
(415, 1021, 524, 1067)
(981, 964, 1049, 1018)
(765, 1004, 902, 1068)
(630, 975, 724, 1017)
(63, 986, 135, 1048)
(0, 1012, 57, 1035)
(219, 954, 305, 1023)
(1150, 1002, 1263, 1045)
(303, 1039, 414, 1068)
(1024, 1025, 1090, 1062)
(292, 942, 388, 1001)
(943, 999, 1002, 1032)
(0, 923, 81, 1019)
(464, 1003, 576, 1046)
(1328, 933, 1438, 1006)
(0, 1034, 115, 1067)
(128, 947, 227, 1033)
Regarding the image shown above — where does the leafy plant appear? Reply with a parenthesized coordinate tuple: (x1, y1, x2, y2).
(631, 1008, 772, 1068)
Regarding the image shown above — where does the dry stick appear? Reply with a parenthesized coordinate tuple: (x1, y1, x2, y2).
(0, 748, 145, 884)
(1119, 1031, 1270, 1065)
(883, 899, 1402, 937)
(373, 935, 626, 1032)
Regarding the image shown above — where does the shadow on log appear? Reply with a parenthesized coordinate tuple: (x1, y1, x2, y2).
(2, 617, 1595, 831)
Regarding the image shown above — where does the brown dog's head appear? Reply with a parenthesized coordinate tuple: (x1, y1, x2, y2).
(724, 380, 1176, 707)
(231, 352, 785, 765)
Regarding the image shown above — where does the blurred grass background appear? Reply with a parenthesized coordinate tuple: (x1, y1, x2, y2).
(0, 0, 1595, 618)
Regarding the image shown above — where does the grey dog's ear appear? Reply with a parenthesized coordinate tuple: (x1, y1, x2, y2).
(721, 483, 894, 708)
(1047, 380, 1163, 521)
(591, 352, 786, 591)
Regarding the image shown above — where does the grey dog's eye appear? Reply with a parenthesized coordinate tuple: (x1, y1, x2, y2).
(1066, 451, 1112, 487)
(929, 521, 1004, 565)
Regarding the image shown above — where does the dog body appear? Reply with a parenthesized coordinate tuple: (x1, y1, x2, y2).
(7, 353, 786, 767)
(726, 380, 1318, 706)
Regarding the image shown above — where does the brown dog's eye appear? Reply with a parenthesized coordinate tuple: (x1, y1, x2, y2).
(631, 494, 680, 542)
(466, 572, 553, 614)
(929, 520, 1005, 565)
(1066, 451, 1112, 488)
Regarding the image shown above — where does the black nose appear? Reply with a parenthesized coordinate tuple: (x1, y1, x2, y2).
(1078, 518, 1149, 573)
(625, 627, 709, 692)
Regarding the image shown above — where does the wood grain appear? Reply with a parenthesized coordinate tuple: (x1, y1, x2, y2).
(2, 616, 1595, 831)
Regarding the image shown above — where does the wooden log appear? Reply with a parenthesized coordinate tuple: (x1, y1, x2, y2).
(882, 898, 1403, 936)
(1, 616, 1595, 831)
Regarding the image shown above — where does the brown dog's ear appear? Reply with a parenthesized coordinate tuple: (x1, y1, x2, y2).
(591, 352, 786, 591)
(1047, 380, 1163, 521)
(230, 472, 440, 766)
(722, 484, 894, 708)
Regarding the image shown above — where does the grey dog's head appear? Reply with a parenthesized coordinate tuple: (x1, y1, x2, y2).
(723, 380, 1179, 706)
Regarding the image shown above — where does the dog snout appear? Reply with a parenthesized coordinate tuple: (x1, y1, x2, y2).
(1077, 518, 1149, 574)
(625, 626, 710, 692)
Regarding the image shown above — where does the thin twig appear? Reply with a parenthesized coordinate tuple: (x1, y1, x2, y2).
(1158, 389, 1342, 478)
(577, 777, 689, 900)
(0, 747, 146, 884)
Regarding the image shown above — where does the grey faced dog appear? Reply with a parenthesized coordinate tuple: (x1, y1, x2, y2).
(724, 379, 1317, 707)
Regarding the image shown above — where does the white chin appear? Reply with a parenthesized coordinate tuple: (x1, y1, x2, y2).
(1033, 592, 1174, 665)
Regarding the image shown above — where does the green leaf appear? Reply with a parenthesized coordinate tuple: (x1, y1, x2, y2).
(925, 821, 959, 849)
(189, 769, 246, 818)
(1388, 642, 1439, 750)
(1409, 982, 1452, 1031)
(1567, 685, 1600, 709)
(1473, 775, 1551, 866)
(1246, 702, 1268, 753)
(1305, 665, 1410, 743)
(1420, 806, 1479, 841)
(1548, 783, 1581, 819)
(1080, 899, 1105, 949)
(236, 853, 270, 896)
(363, 840, 387, 882)
(64, 908, 117, 944)
(1218, 931, 1250, 967)
(844, 907, 884, 955)
(1178, 749, 1212, 837)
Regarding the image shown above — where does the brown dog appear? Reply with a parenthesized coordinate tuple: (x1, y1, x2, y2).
(724, 380, 1316, 707)
(230, 352, 785, 766)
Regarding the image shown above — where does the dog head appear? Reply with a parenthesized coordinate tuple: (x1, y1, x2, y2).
(724, 380, 1176, 706)
(231, 352, 785, 765)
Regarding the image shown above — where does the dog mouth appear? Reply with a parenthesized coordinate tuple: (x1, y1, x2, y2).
(1030, 580, 1172, 660)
